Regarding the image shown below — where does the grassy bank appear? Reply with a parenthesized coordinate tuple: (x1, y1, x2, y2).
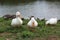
(0, 17, 60, 40)
(0, 0, 36, 5)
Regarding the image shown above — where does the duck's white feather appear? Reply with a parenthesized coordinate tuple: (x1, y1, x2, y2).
(11, 17, 23, 27)
(46, 18, 57, 25)
(27, 17, 38, 27)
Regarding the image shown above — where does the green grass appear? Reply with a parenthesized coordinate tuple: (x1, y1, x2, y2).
(0, 17, 60, 40)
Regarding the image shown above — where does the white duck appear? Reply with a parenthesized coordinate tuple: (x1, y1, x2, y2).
(46, 18, 58, 25)
(27, 16, 38, 27)
(11, 11, 23, 27)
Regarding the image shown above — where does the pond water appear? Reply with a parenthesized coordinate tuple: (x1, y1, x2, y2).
(0, 1, 60, 20)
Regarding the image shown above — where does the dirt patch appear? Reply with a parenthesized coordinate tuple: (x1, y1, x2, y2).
(47, 35, 60, 40)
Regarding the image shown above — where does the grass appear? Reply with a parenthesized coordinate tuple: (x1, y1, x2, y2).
(0, 0, 36, 5)
(0, 17, 60, 40)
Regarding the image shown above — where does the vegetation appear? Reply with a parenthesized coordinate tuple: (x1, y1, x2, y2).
(0, 0, 60, 5)
(46, 0, 60, 1)
(0, 17, 60, 40)
(0, 0, 36, 5)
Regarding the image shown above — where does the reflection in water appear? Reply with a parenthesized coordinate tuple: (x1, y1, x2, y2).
(0, 1, 60, 20)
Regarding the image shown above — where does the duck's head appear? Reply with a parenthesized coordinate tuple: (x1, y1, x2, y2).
(16, 11, 21, 17)
(30, 16, 36, 22)
(30, 16, 35, 20)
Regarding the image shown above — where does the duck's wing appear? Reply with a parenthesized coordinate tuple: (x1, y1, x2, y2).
(27, 20, 32, 26)
(17, 18, 23, 24)
(34, 20, 38, 26)
(11, 18, 17, 26)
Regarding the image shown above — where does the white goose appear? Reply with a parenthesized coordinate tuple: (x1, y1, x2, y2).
(11, 11, 23, 27)
(46, 18, 58, 25)
(27, 16, 38, 27)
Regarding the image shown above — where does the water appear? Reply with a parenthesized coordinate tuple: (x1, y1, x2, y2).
(0, 1, 60, 20)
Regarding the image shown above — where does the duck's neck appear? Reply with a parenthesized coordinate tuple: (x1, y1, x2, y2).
(31, 17, 35, 21)
(16, 15, 20, 17)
